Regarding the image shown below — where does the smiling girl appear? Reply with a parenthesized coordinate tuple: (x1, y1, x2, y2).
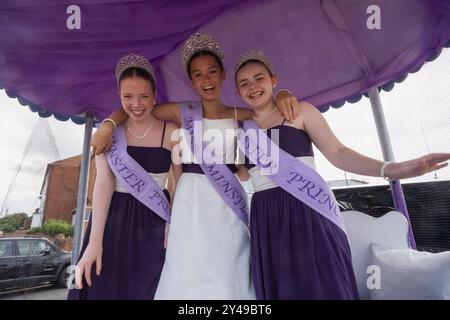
(234, 50, 450, 300)
(68, 54, 181, 300)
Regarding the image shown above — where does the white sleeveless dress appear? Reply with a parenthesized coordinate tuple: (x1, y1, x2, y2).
(154, 118, 256, 300)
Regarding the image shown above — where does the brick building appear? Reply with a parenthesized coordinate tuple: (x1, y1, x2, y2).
(38, 155, 96, 225)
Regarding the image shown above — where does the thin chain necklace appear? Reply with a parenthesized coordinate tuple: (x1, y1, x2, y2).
(126, 120, 154, 139)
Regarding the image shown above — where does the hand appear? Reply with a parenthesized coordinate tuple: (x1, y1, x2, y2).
(164, 224, 169, 249)
(75, 241, 103, 289)
(386, 153, 450, 180)
(91, 122, 114, 156)
(275, 90, 301, 122)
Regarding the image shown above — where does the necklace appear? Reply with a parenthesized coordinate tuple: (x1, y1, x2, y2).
(127, 120, 154, 139)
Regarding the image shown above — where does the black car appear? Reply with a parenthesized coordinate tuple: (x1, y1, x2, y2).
(0, 236, 71, 292)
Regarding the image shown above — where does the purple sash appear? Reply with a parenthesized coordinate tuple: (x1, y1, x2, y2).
(179, 101, 249, 226)
(238, 120, 346, 234)
(106, 125, 170, 223)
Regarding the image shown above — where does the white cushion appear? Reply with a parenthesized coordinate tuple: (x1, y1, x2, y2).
(342, 211, 409, 299)
(370, 243, 450, 300)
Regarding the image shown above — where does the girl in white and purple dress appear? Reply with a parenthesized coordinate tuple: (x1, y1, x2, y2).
(234, 50, 450, 300)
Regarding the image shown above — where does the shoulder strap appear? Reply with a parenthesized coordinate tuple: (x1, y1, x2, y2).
(160, 121, 167, 147)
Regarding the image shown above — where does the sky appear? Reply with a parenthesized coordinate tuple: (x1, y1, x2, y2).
(0, 50, 449, 216)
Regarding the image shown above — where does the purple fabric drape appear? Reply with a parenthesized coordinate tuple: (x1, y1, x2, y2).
(0, 0, 449, 121)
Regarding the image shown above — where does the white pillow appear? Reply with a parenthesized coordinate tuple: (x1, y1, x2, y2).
(370, 243, 450, 300)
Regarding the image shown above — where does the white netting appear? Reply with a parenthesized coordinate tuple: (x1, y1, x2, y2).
(1, 118, 61, 217)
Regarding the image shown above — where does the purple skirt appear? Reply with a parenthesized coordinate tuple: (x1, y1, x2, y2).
(67, 190, 167, 300)
(250, 187, 359, 300)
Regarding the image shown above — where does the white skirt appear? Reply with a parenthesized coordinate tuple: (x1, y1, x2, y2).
(155, 173, 255, 300)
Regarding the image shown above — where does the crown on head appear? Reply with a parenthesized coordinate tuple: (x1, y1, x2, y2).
(181, 32, 224, 74)
(235, 49, 274, 75)
(115, 53, 155, 84)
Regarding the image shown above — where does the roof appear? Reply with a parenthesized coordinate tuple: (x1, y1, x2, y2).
(1, 1, 449, 123)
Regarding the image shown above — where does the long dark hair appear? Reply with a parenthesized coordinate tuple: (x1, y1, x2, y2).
(118, 67, 156, 93)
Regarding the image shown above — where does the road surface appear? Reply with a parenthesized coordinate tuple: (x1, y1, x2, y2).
(0, 285, 68, 300)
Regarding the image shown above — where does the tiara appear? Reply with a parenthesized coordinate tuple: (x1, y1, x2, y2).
(235, 49, 274, 75)
(180, 32, 224, 74)
(115, 53, 155, 84)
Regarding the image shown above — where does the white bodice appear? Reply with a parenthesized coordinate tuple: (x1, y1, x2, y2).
(179, 118, 238, 164)
(115, 172, 168, 193)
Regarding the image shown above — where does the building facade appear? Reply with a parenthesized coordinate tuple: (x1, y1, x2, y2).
(38, 155, 96, 225)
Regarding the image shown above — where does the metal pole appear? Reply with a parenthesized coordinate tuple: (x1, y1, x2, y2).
(71, 112, 94, 266)
(368, 87, 417, 249)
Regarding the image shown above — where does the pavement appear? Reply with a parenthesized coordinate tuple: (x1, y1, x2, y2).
(0, 284, 68, 300)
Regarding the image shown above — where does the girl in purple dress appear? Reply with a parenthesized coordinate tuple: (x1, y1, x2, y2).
(234, 50, 450, 300)
(68, 54, 181, 300)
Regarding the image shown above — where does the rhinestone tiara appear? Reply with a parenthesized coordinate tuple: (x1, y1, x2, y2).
(235, 49, 274, 75)
(115, 53, 155, 84)
(180, 32, 224, 74)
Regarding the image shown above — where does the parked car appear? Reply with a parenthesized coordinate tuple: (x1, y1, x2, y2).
(0, 236, 71, 292)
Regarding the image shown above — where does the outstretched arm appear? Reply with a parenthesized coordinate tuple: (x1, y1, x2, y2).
(383, 153, 449, 180)
(301, 102, 450, 179)
(75, 154, 115, 289)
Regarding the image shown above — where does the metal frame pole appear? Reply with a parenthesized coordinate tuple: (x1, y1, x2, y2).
(71, 112, 94, 265)
(368, 87, 417, 249)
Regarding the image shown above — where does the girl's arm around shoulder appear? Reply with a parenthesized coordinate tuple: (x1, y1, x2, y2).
(153, 102, 181, 126)
(91, 108, 128, 155)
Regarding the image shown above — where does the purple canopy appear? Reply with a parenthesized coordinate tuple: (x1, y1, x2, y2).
(1, 0, 449, 123)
